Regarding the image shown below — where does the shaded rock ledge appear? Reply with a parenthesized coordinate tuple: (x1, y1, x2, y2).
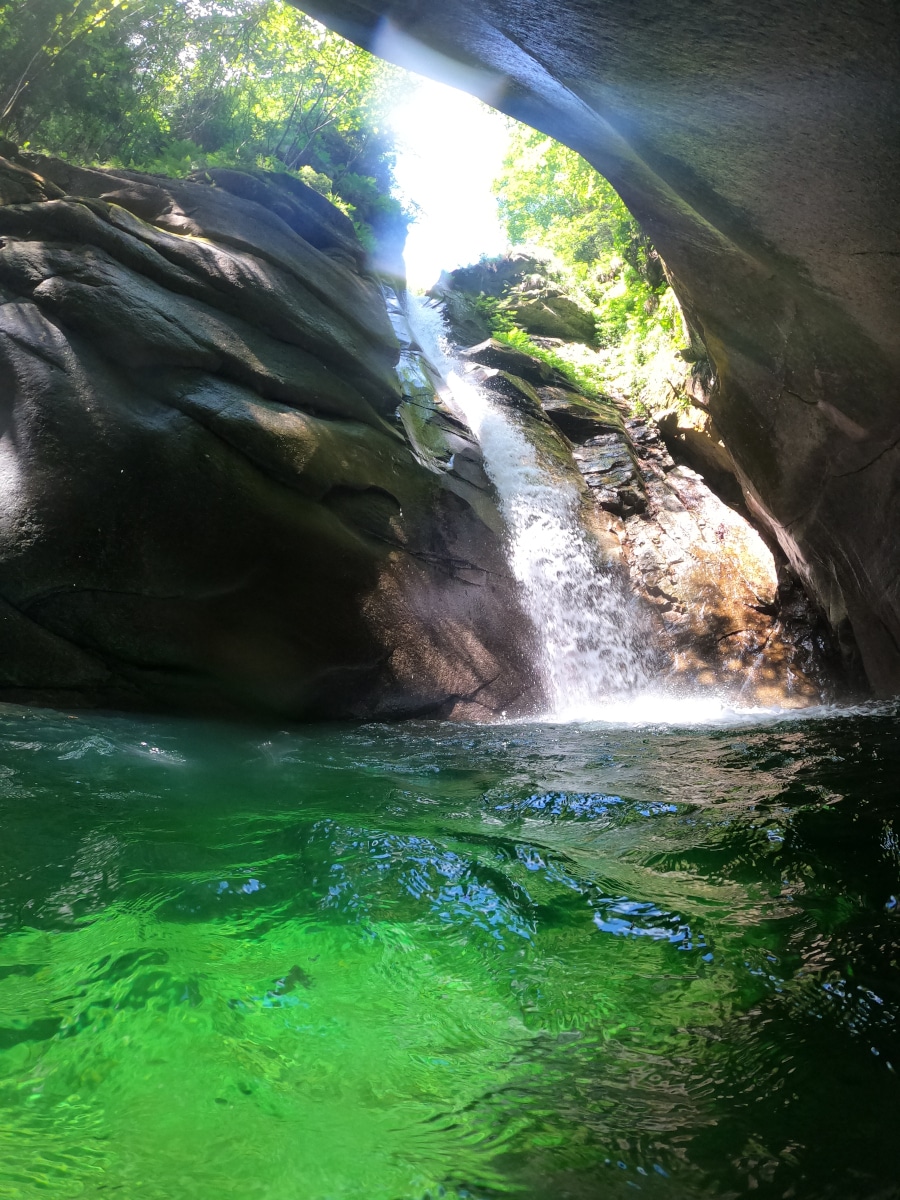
(0, 150, 537, 720)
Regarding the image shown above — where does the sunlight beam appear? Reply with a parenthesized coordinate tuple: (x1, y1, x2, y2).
(387, 74, 512, 292)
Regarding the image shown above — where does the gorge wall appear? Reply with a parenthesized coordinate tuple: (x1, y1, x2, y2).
(0, 150, 536, 719)
(298, 0, 900, 695)
(0, 147, 848, 718)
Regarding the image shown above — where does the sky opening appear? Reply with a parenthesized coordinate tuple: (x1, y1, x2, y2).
(387, 76, 512, 292)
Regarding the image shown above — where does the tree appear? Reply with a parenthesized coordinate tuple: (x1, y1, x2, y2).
(1, 0, 137, 131)
(493, 124, 673, 345)
(0, 0, 409, 241)
(491, 124, 691, 411)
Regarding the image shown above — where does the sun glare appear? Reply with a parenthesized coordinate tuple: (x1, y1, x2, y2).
(388, 76, 511, 292)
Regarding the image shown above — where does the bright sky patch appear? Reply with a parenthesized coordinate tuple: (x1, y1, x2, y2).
(388, 75, 511, 292)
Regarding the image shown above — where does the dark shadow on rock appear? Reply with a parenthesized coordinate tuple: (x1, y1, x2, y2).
(0, 151, 537, 720)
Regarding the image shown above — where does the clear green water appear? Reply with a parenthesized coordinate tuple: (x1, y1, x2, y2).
(0, 704, 898, 1199)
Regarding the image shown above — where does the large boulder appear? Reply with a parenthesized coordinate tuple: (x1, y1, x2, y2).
(432, 254, 597, 344)
(299, 0, 900, 694)
(0, 152, 536, 719)
(502, 279, 597, 343)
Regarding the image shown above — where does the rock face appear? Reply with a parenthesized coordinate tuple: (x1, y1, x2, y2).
(432, 252, 597, 345)
(299, 0, 900, 695)
(0, 151, 535, 719)
(502, 279, 595, 344)
(459, 338, 842, 706)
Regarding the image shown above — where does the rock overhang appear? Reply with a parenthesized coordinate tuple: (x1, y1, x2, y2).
(295, 0, 900, 693)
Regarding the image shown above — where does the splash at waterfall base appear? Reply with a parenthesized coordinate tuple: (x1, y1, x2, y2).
(405, 297, 844, 718)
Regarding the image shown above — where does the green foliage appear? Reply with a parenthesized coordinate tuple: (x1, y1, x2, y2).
(493, 327, 609, 404)
(471, 294, 517, 335)
(0, 0, 410, 242)
(492, 125, 690, 412)
(495, 130, 636, 283)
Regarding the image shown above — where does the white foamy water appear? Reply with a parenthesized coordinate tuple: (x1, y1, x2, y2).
(403, 298, 882, 728)
(408, 299, 652, 717)
(534, 693, 822, 726)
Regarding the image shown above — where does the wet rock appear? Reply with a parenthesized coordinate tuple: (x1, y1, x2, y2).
(432, 251, 545, 300)
(658, 405, 744, 509)
(503, 281, 597, 343)
(600, 424, 841, 705)
(455, 327, 844, 705)
(460, 338, 632, 445)
(302, 0, 900, 695)
(469, 366, 549, 423)
(423, 288, 492, 347)
(574, 436, 636, 482)
(432, 252, 597, 345)
(535, 387, 623, 442)
(0, 151, 536, 720)
(458, 337, 564, 387)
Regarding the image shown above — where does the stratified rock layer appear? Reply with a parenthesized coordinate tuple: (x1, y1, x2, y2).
(299, 0, 900, 694)
(0, 151, 535, 719)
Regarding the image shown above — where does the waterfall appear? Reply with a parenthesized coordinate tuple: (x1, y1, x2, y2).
(407, 298, 652, 718)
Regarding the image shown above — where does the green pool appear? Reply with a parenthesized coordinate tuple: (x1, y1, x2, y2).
(0, 704, 897, 1198)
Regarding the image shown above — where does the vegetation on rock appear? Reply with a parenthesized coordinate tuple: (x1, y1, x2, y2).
(490, 125, 695, 415)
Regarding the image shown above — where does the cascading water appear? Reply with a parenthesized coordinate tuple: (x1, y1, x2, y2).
(407, 297, 652, 718)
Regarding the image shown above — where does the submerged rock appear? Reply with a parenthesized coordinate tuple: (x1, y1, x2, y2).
(0, 151, 536, 720)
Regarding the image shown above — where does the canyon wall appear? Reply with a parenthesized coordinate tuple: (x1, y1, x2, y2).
(299, 0, 900, 693)
(0, 150, 535, 719)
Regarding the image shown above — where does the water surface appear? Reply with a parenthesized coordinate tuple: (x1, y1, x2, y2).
(0, 703, 897, 1198)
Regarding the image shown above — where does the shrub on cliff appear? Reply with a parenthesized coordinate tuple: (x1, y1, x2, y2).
(492, 125, 694, 413)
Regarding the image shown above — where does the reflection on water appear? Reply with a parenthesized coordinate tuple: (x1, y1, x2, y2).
(0, 703, 897, 1198)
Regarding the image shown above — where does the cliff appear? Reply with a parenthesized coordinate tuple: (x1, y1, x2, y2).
(0, 150, 535, 719)
(299, 0, 900, 695)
